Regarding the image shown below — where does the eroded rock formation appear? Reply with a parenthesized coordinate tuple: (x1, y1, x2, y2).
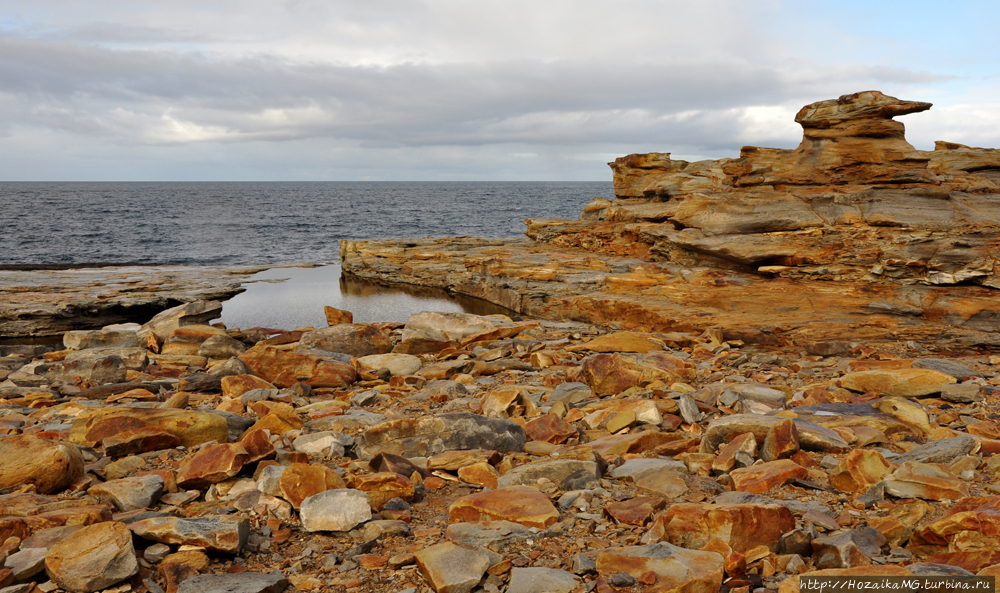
(343, 92, 1000, 349)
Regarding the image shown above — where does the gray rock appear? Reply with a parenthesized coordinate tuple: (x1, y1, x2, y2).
(571, 554, 597, 575)
(128, 516, 250, 554)
(811, 526, 886, 569)
(21, 526, 84, 550)
(414, 541, 492, 593)
(507, 568, 579, 593)
(293, 431, 353, 457)
(144, 543, 171, 563)
(356, 412, 525, 459)
(712, 491, 831, 515)
(498, 459, 600, 490)
(299, 489, 372, 532)
(8, 354, 127, 387)
(678, 394, 702, 424)
(361, 520, 410, 543)
(940, 384, 983, 403)
(198, 334, 247, 359)
(176, 572, 289, 593)
(298, 324, 392, 358)
(610, 458, 688, 481)
(240, 387, 278, 405)
(894, 435, 976, 464)
(445, 521, 555, 548)
(548, 382, 594, 406)
(64, 323, 141, 350)
(913, 358, 982, 379)
(88, 474, 164, 511)
(207, 357, 252, 377)
(4, 548, 47, 580)
(906, 563, 975, 577)
(351, 389, 380, 407)
(855, 482, 886, 509)
(409, 380, 469, 402)
(701, 414, 848, 454)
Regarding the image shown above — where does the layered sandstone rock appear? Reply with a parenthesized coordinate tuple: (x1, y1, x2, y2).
(342, 91, 1000, 349)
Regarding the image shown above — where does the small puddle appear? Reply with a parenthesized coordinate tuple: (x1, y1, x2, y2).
(220, 264, 514, 330)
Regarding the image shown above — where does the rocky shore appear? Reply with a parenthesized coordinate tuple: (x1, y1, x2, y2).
(342, 91, 1000, 351)
(3, 91, 1000, 593)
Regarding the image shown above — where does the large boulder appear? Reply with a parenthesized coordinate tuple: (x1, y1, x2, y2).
(0, 435, 84, 494)
(298, 324, 393, 357)
(238, 345, 356, 388)
(44, 521, 138, 593)
(64, 323, 141, 350)
(139, 300, 223, 341)
(70, 407, 229, 449)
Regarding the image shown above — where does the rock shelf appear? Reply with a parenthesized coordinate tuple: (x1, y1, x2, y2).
(342, 92, 1000, 351)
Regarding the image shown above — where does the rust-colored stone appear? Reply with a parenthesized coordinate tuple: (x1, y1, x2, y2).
(176, 443, 250, 489)
(238, 345, 357, 388)
(730, 460, 807, 494)
(604, 496, 664, 526)
(278, 463, 345, 510)
(354, 472, 415, 511)
(760, 418, 799, 462)
(457, 462, 499, 489)
(448, 486, 559, 528)
(523, 413, 577, 444)
(648, 503, 795, 552)
(220, 374, 276, 399)
(829, 449, 894, 493)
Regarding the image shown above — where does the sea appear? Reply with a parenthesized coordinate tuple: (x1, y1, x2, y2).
(1, 182, 613, 328)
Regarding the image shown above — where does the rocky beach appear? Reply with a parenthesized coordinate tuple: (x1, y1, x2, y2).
(3, 91, 1000, 593)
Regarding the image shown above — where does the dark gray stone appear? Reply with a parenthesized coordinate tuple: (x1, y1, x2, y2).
(913, 358, 981, 379)
(894, 435, 976, 464)
(176, 571, 289, 593)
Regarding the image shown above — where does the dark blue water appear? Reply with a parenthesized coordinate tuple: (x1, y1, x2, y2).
(0, 182, 612, 265)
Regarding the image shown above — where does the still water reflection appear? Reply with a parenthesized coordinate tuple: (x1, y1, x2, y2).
(220, 264, 513, 330)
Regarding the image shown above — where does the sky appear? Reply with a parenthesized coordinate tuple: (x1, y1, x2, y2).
(0, 1, 998, 181)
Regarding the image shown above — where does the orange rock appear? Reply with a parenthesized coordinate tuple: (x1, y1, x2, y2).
(354, 472, 415, 511)
(778, 566, 913, 593)
(247, 411, 304, 435)
(324, 306, 353, 326)
(648, 503, 795, 552)
(176, 443, 250, 489)
(220, 374, 276, 399)
(457, 462, 499, 489)
(712, 432, 757, 474)
(909, 496, 1000, 556)
(278, 463, 345, 510)
(587, 430, 680, 457)
(883, 461, 968, 501)
(215, 399, 245, 414)
(0, 435, 85, 494)
(924, 551, 1000, 573)
(840, 368, 955, 397)
(604, 496, 664, 526)
(448, 486, 559, 528)
(760, 418, 799, 462)
(161, 324, 227, 356)
(829, 449, 893, 493)
(567, 332, 665, 353)
(596, 543, 724, 593)
(239, 428, 276, 463)
(580, 354, 678, 396)
(238, 345, 357, 388)
(635, 470, 688, 500)
(868, 516, 911, 547)
(70, 407, 228, 449)
(730, 460, 807, 494)
(523, 413, 577, 444)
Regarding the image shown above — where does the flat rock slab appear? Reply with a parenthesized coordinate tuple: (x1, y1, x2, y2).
(0, 265, 263, 337)
(356, 412, 526, 459)
(44, 521, 138, 593)
(415, 541, 492, 593)
(299, 489, 372, 532)
(175, 572, 289, 593)
(128, 516, 250, 554)
(449, 486, 559, 528)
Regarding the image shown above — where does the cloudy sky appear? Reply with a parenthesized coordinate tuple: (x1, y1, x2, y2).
(1, 1, 998, 181)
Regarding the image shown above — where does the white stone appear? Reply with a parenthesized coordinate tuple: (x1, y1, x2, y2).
(300, 489, 371, 532)
(356, 353, 422, 376)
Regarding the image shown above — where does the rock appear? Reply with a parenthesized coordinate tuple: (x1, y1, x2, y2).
(103, 427, 181, 457)
(70, 407, 229, 449)
(292, 431, 352, 457)
(910, 497, 1000, 555)
(730, 459, 808, 494)
(176, 443, 250, 489)
(278, 463, 345, 509)
(356, 353, 422, 376)
(523, 414, 577, 445)
(811, 526, 887, 569)
(88, 475, 164, 511)
(175, 572, 289, 593)
(355, 413, 525, 459)
(894, 435, 977, 464)
(634, 469, 689, 500)
(129, 516, 249, 554)
(64, 324, 140, 350)
(414, 541, 492, 593)
(497, 459, 600, 491)
(567, 332, 664, 353)
(300, 489, 372, 532)
(700, 415, 848, 455)
(596, 543, 724, 593)
(8, 354, 127, 387)
(197, 334, 247, 359)
(579, 354, 678, 396)
(712, 432, 757, 475)
(828, 449, 894, 494)
(298, 324, 393, 357)
(361, 519, 410, 542)
(444, 520, 549, 548)
(648, 503, 795, 552)
(605, 496, 664, 526)
(354, 472, 415, 511)
(220, 374, 276, 399)
(208, 358, 252, 377)
(506, 567, 579, 593)
(610, 458, 688, 482)
(547, 382, 593, 406)
(449, 486, 559, 528)
(238, 345, 357, 388)
(760, 418, 799, 462)
(457, 462, 500, 489)
(0, 435, 84, 494)
(912, 358, 982, 380)
(940, 383, 983, 403)
(712, 491, 831, 515)
(396, 312, 520, 354)
(840, 368, 955, 397)
(5, 548, 47, 581)
(44, 521, 138, 593)
(159, 549, 209, 593)
(139, 300, 222, 341)
(324, 306, 353, 326)
(883, 461, 969, 500)
(161, 325, 227, 356)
